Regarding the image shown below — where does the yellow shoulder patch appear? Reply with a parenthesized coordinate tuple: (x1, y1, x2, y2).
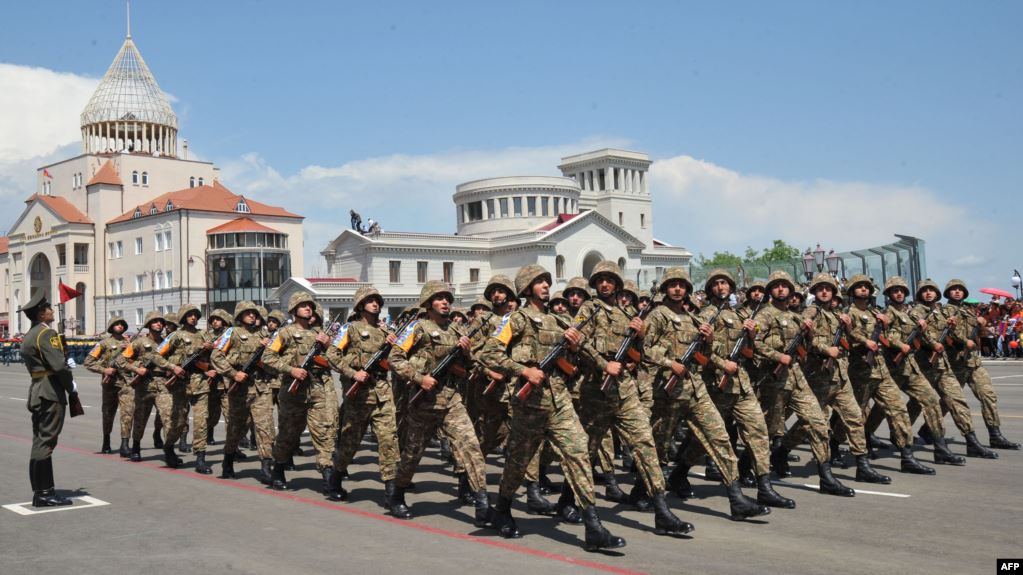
(492, 313, 514, 346)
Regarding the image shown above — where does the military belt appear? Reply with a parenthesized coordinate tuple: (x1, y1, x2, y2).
(30, 370, 54, 378)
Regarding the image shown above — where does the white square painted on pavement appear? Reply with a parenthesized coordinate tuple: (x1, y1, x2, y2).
(2, 495, 110, 516)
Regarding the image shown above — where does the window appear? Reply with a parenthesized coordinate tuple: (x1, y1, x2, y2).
(56, 244, 67, 266)
(527, 197, 536, 216)
(163, 230, 172, 252)
(389, 261, 401, 283)
(154, 233, 163, 252)
(466, 201, 483, 222)
(235, 198, 250, 213)
(135, 308, 144, 326)
(513, 197, 522, 217)
(110, 278, 123, 295)
(198, 177, 204, 186)
(165, 200, 174, 212)
(640, 213, 646, 228)
(132, 171, 139, 185)
(499, 198, 508, 218)
(556, 255, 565, 279)
(618, 212, 623, 226)
(189, 177, 196, 188)
(73, 243, 88, 265)
(135, 237, 143, 255)
(132, 207, 142, 219)
(469, 268, 480, 283)
(141, 172, 149, 186)
(165, 270, 173, 288)
(149, 205, 158, 215)
(135, 274, 145, 292)
(618, 258, 627, 276)
(417, 261, 428, 283)
(486, 199, 496, 219)
(553, 197, 561, 216)
(443, 262, 453, 283)
(108, 241, 123, 259)
(541, 197, 549, 217)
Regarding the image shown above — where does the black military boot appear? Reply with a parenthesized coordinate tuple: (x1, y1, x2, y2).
(456, 473, 474, 506)
(438, 437, 452, 463)
(323, 468, 347, 502)
(389, 486, 413, 520)
(152, 425, 164, 449)
(473, 490, 494, 528)
(916, 424, 934, 445)
(118, 438, 130, 458)
(537, 464, 560, 494)
(194, 451, 213, 475)
(271, 462, 290, 490)
(988, 426, 1021, 450)
(284, 455, 296, 471)
(493, 495, 521, 539)
(555, 488, 583, 524)
(629, 481, 652, 513)
(220, 452, 237, 479)
(965, 432, 999, 459)
(854, 454, 891, 484)
(383, 480, 396, 507)
(757, 475, 795, 509)
(162, 445, 182, 469)
(257, 458, 271, 484)
(704, 456, 723, 482)
(603, 473, 628, 503)
(868, 434, 891, 451)
(129, 440, 142, 462)
(651, 492, 694, 535)
(621, 450, 635, 473)
(933, 436, 966, 466)
(667, 463, 694, 500)
(234, 448, 249, 461)
(101, 435, 112, 454)
(770, 443, 792, 478)
(737, 449, 756, 488)
(725, 481, 770, 521)
(525, 481, 556, 515)
(817, 462, 855, 497)
(582, 506, 626, 552)
(248, 426, 257, 452)
(177, 434, 191, 453)
(899, 446, 935, 475)
(31, 459, 72, 508)
(829, 437, 847, 468)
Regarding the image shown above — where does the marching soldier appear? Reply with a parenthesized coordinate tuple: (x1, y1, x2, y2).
(20, 292, 77, 507)
(754, 271, 853, 496)
(479, 264, 632, 549)
(84, 316, 129, 454)
(116, 311, 174, 464)
(842, 275, 934, 475)
(152, 311, 179, 450)
(943, 280, 1020, 450)
(907, 280, 998, 459)
(386, 281, 493, 528)
(327, 286, 401, 503)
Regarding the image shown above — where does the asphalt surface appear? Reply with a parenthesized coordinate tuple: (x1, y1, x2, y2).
(1, 361, 1022, 575)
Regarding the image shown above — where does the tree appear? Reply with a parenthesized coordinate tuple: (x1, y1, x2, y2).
(756, 239, 801, 263)
(697, 250, 743, 268)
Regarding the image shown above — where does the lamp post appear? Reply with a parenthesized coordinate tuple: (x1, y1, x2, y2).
(801, 250, 815, 281)
(257, 243, 265, 307)
(813, 243, 826, 272)
(1012, 270, 1021, 300)
(188, 255, 209, 318)
(826, 249, 841, 277)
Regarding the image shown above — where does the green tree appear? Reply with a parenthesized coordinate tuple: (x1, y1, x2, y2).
(697, 250, 743, 268)
(757, 239, 801, 263)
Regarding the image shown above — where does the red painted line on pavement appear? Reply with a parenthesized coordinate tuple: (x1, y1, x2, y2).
(0, 432, 648, 575)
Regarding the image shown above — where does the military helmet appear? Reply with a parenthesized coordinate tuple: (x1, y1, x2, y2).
(312, 302, 325, 324)
(765, 270, 796, 294)
(143, 310, 164, 328)
(484, 275, 516, 302)
(845, 274, 874, 297)
(746, 278, 767, 296)
(588, 261, 624, 290)
(256, 306, 268, 321)
(419, 280, 453, 308)
(915, 278, 941, 301)
(621, 280, 640, 301)
(106, 315, 128, 333)
(176, 304, 201, 324)
(267, 309, 287, 326)
(652, 292, 665, 305)
(943, 278, 969, 300)
(470, 296, 492, 313)
(287, 291, 316, 314)
(790, 291, 806, 302)
(233, 300, 260, 323)
(564, 276, 591, 301)
(703, 268, 736, 293)
(515, 264, 552, 296)
(809, 272, 839, 294)
(883, 276, 910, 297)
(549, 290, 568, 306)
(164, 312, 178, 327)
(450, 307, 468, 321)
(209, 308, 233, 325)
(658, 267, 693, 294)
(353, 285, 383, 310)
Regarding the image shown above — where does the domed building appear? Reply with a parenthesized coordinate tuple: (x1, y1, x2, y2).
(276, 148, 693, 320)
(0, 16, 304, 335)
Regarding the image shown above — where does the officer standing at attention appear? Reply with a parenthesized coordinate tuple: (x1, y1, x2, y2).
(21, 292, 77, 507)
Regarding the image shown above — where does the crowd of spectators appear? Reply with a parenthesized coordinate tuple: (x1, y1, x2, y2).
(980, 300, 1023, 359)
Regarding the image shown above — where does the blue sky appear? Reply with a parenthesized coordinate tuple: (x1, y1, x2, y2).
(1, 1, 1019, 289)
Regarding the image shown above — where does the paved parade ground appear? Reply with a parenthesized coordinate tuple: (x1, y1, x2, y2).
(1, 362, 1021, 575)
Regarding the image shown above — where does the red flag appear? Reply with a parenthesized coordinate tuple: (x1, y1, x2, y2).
(58, 281, 82, 304)
(43, 169, 53, 179)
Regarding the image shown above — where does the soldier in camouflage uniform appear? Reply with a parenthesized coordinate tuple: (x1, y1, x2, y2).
(475, 276, 517, 461)
(264, 309, 288, 402)
(465, 296, 492, 436)
(211, 301, 278, 484)
(385, 280, 494, 528)
(907, 280, 998, 459)
(943, 280, 1020, 450)
(479, 264, 634, 549)
(782, 273, 891, 485)
(326, 286, 401, 503)
(116, 311, 174, 464)
(84, 316, 129, 455)
(754, 271, 854, 496)
(190, 309, 231, 472)
(865, 277, 965, 465)
(841, 275, 934, 475)
(264, 292, 339, 492)
(680, 269, 795, 509)
(641, 266, 770, 521)
(151, 312, 178, 451)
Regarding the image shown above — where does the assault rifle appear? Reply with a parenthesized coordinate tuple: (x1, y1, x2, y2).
(408, 315, 492, 405)
(662, 298, 726, 395)
(228, 330, 277, 394)
(286, 312, 348, 394)
(718, 300, 765, 391)
(771, 326, 809, 382)
(514, 310, 597, 401)
(344, 314, 417, 400)
(862, 307, 891, 367)
(892, 306, 935, 366)
(126, 335, 166, 388)
(600, 292, 658, 393)
(163, 343, 211, 388)
(929, 313, 956, 367)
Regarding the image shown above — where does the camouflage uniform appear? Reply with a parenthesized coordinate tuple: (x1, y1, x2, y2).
(115, 312, 174, 460)
(265, 310, 288, 403)
(83, 316, 129, 453)
(194, 309, 231, 454)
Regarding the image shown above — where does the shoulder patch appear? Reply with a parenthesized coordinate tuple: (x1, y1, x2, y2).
(214, 327, 234, 352)
(492, 313, 514, 345)
(89, 343, 103, 359)
(332, 323, 351, 351)
(396, 320, 419, 352)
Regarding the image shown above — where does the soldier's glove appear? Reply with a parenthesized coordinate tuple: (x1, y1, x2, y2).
(67, 358, 77, 369)
(72, 380, 79, 393)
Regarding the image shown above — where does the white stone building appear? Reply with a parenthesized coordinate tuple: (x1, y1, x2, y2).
(1, 21, 304, 335)
(275, 149, 691, 321)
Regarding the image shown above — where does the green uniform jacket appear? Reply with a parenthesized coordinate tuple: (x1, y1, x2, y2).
(22, 323, 74, 409)
(388, 318, 471, 410)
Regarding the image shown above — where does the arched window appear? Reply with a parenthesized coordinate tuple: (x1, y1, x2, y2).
(617, 257, 627, 276)
(198, 177, 204, 187)
(164, 200, 174, 212)
(189, 177, 196, 188)
(556, 255, 566, 279)
(149, 204, 158, 215)
(132, 207, 142, 219)
(141, 172, 149, 185)
(132, 171, 139, 185)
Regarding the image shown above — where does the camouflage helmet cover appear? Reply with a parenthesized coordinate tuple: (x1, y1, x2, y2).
(418, 280, 453, 308)
(515, 264, 552, 296)
(883, 276, 910, 297)
(658, 266, 693, 294)
(943, 278, 969, 300)
(703, 268, 736, 293)
(287, 291, 316, 314)
(844, 274, 874, 297)
(483, 275, 516, 302)
(588, 260, 624, 289)
(353, 286, 383, 310)
(809, 272, 839, 294)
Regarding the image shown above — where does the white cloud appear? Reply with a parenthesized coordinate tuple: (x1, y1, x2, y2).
(0, 64, 97, 163)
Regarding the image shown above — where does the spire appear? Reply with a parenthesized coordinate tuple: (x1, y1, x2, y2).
(126, 0, 131, 38)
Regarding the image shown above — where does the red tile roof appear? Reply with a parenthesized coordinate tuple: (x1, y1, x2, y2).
(206, 217, 281, 234)
(26, 194, 94, 224)
(86, 160, 122, 186)
(109, 181, 302, 224)
(0, 236, 8, 255)
(537, 213, 579, 232)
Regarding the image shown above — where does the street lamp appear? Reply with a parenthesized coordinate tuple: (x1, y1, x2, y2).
(1012, 269, 1021, 300)
(801, 250, 816, 281)
(826, 250, 841, 277)
(188, 254, 210, 318)
(813, 243, 826, 272)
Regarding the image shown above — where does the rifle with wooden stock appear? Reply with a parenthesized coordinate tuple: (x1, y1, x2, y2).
(162, 345, 211, 388)
(929, 309, 956, 367)
(286, 312, 348, 394)
(344, 314, 417, 400)
(717, 300, 765, 391)
(227, 330, 277, 394)
(661, 298, 726, 395)
(514, 310, 597, 402)
(126, 334, 166, 388)
(862, 306, 891, 368)
(408, 315, 492, 405)
(892, 305, 935, 366)
(600, 294, 657, 393)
